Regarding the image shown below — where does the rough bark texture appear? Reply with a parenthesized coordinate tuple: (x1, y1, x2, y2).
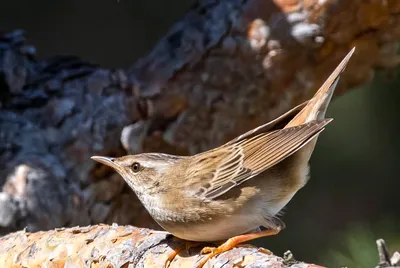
(1, 0, 400, 237)
(0, 226, 398, 268)
(0, 225, 324, 268)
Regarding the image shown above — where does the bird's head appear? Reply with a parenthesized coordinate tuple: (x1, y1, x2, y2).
(91, 153, 183, 195)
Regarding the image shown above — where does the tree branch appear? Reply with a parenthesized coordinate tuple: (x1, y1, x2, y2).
(1, 225, 398, 267)
(376, 239, 400, 268)
(0, 225, 324, 268)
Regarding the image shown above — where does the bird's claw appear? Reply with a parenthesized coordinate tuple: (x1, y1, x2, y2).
(200, 246, 215, 255)
(164, 241, 202, 268)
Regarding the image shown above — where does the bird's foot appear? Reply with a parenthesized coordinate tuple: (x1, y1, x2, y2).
(164, 241, 201, 268)
(197, 227, 281, 268)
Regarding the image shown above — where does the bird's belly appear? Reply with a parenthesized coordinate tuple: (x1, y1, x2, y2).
(157, 214, 260, 242)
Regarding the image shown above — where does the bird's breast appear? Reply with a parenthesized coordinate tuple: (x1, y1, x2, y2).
(157, 212, 262, 242)
(145, 189, 267, 241)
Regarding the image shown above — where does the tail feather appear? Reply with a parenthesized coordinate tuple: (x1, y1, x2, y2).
(285, 47, 355, 128)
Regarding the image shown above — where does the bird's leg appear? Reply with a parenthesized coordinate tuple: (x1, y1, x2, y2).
(197, 227, 281, 268)
(164, 241, 202, 268)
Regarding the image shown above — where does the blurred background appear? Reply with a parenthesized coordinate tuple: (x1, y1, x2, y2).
(1, 0, 399, 267)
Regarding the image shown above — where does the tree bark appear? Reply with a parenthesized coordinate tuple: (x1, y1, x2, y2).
(1, 0, 400, 236)
(1, 225, 398, 267)
(0, 224, 324, 268)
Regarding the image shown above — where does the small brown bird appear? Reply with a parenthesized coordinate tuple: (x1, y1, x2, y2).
(92, 48, 355, 267)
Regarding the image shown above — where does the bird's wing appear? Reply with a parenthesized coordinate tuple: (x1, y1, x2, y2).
(225, 101, 308, 145)
(187, 119, 331, 200)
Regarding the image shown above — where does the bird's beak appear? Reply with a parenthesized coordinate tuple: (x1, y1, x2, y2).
(91, 156, 119, 170)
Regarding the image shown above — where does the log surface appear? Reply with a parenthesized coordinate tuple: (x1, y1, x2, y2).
(0, 225, 323, 268)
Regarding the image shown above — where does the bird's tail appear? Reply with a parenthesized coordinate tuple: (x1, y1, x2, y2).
(285, 47, 355, 128)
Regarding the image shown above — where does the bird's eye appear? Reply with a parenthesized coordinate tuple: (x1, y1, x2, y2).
(131, 162, 141, 173)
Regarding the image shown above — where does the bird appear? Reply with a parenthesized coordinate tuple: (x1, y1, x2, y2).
(92, 47, 355, 267)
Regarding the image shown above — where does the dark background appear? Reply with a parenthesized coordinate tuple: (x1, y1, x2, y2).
(1, 0, 399, 266)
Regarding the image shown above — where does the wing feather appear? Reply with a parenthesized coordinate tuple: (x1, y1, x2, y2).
(187, 119, 331, 199)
